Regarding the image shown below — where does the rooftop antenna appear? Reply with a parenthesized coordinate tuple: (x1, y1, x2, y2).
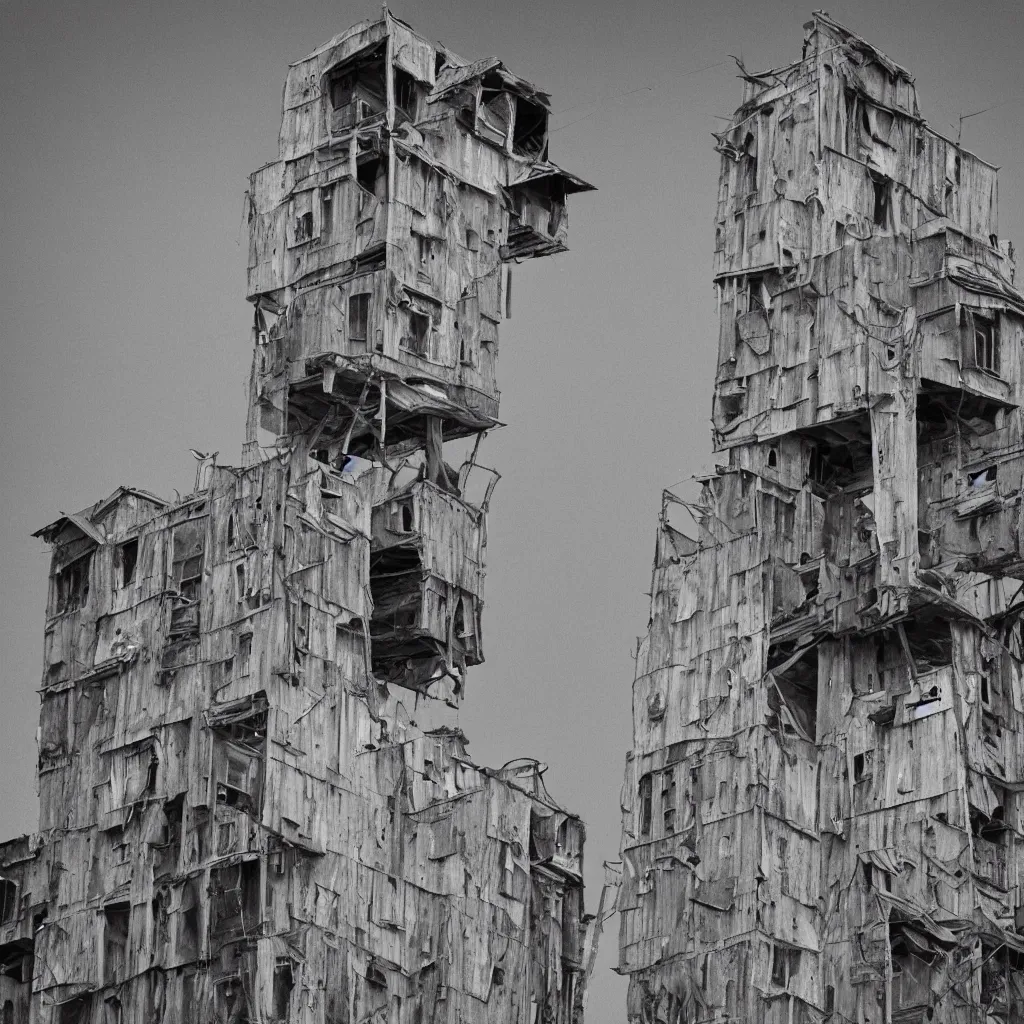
(956, 102, 1003, 145)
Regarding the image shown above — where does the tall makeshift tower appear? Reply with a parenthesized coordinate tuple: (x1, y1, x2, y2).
(618, 13, 1024, 1023)
(0, 14, 594, 1024)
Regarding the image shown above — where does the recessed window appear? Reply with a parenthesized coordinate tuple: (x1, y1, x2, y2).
(295, 211, 313, 242)
(0, 880, 16, 924)
(348, 293, 370, 348)
(638, 774, 652, 836)
(403, 309, 431, 357)
(771, 945, 799, 987)
(119, 539, 138, 587)
(968, 465, 997, 488)
(238, 634, 252, 677)
(54, 554, 91, 614)
(870, 172, 891, 228)
(974, 314, 1000, 373)
(356, 156, 382, 195)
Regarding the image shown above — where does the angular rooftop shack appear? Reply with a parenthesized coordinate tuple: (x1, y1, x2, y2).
(619, 13, 1024, 1024)
(0, 13, 594, 1024)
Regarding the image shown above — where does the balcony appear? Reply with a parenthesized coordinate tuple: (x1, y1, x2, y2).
(503, 164, 594, 260)
(369, 480, 485, 688)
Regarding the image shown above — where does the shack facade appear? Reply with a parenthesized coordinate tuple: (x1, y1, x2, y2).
(0, 15, 593, 1024)
(619, 14, 1024, 1023)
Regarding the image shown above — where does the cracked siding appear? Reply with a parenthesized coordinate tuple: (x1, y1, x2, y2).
(0, 14, 594, 1024)
(620, 13, 1024, 1024)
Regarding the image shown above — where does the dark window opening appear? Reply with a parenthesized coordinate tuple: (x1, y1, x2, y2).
(227, 515, 235, 548)
(294, 210, 313, 243)
(54, 554, 92, 614)
(971, 803, 1009, 842)
(235, 563, 246, 606)
(804, 420, 873, 491)
(954, 153, 962, 186)
(918, 529, 934, 568)
(871, 172, 891, 228)
(119, 539, 138, 587)
(348, 293, 370, 347)
(59, 997, 92, 1024)
(771, 946, 799, 988)
(491, 965, 506, 986)
(767, 642, 818, 740)
(825, 986, 835, 1013)
(917, 382, 1004, 444)
(638, 774, 653, 837)
(273, 960, 295, 1020)
(767, 446, 778, 469)
(151, 891, 168, 956)
(158, 794, 184, 850)
(512, 95, 548, 157)
(890, 922, 940, 970)
(367, 963, 387, 988)
(103, 902, 130, 985)
(903, 616, 953, 673)
(393, 68, 418, 123)
(716, 391, 745, 423)
(744, 274, 766, 314)
(741, 131, 758, 196)
(356, 156, 382, 195)
(328, 45, 386, 132)
(0, 881, 16, 924)
(853, 751, 874, 783)
(862, 861, 892, 891)
(403, 309, 432, 357)
(453, 596, 467, 640)
(401, 504, 414, 533)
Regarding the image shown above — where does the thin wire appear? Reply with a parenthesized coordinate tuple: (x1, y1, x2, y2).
(549, 59, 731, 134)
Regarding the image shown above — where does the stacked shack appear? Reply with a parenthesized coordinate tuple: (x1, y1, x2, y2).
(619, 13, 1024, 1023)
(0, 14, 593, 1024)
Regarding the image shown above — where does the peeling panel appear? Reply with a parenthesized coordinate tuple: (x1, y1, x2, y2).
(7, 13, 594, 1024)
(622, 12, 1024, 1023)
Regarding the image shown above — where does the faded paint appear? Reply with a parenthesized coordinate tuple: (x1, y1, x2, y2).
(0, 14, 595, 1024)
(619, 13, 1024, 1024)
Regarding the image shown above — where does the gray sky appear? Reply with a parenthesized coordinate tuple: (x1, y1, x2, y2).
(2, 0, 1022, 1017)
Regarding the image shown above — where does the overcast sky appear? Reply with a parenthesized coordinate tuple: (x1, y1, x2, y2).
(2, 0, 1023, 1017)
